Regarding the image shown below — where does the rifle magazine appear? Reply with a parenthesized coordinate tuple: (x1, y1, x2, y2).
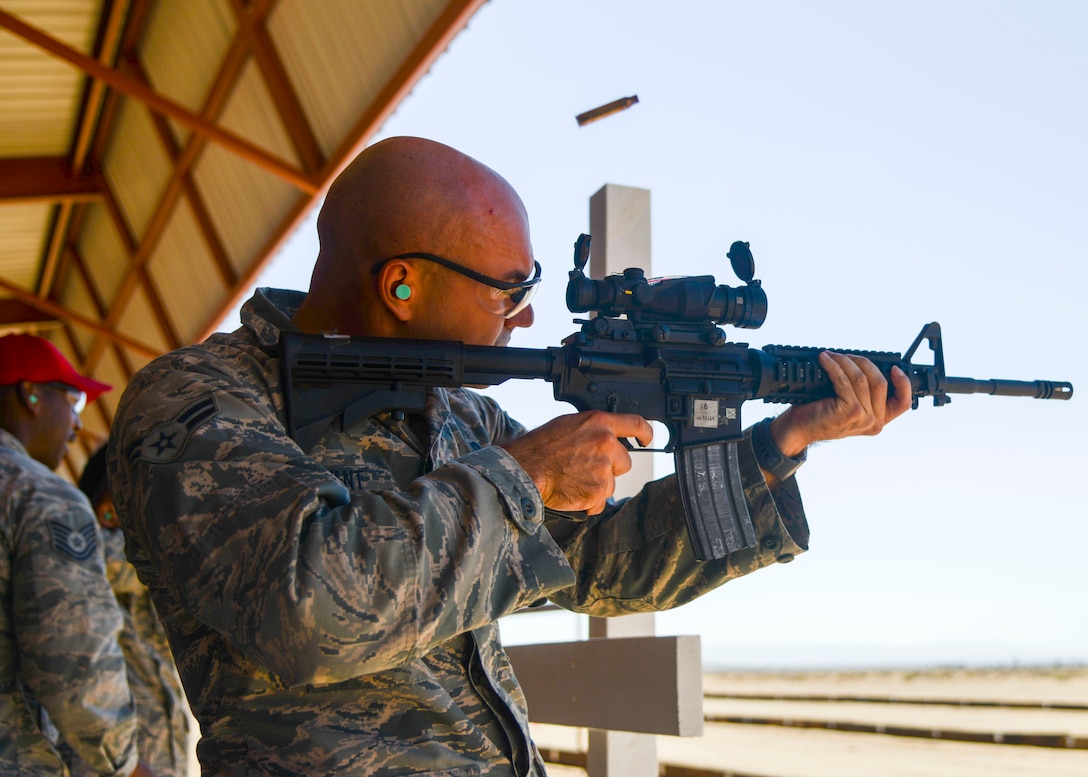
(676, 441, 757, 561)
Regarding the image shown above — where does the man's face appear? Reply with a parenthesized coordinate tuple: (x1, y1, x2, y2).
(404, 206, 539, 346)
(27, 382, 84, 471)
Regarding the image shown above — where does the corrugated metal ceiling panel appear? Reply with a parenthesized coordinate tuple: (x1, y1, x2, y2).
(0, 205, 50, 288)
(78, 203, 130, 311)
(145, 199, 225, 345)
(269, 0, 449, 156)
(139, 0, 234, 117)
(101, 97, 173, 241)
(0, 0, 101, 155)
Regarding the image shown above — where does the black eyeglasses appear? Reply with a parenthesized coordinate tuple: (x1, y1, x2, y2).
(45, 382, 87, 414)
(373, 252, 542, 319)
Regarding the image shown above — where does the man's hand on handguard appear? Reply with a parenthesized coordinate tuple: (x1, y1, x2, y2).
(499, 411, 653, 515)
(771, 351, 913, 457)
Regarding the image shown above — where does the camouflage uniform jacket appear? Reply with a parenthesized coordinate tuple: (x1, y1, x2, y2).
(109, 288, 810, 776)
(67, 527, 190, 777)
(0, 429, 138, 776)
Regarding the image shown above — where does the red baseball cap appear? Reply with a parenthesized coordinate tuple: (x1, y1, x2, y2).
(0, 333, 112, 402)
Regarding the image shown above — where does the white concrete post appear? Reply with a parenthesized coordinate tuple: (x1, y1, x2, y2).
(586, 184, 658, 777)
(587, 183, 655, 499)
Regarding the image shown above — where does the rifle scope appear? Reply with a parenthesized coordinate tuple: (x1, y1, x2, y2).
(565, 234, 768, 329)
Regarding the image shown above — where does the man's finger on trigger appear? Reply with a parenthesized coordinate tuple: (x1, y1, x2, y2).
(607, 413, 653, 443)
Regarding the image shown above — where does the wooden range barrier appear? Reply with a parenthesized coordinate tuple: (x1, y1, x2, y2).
(506, 635, 704, 737)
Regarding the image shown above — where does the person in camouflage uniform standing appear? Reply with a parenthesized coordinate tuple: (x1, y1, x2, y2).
(0, 334, 154, 777)
(108, 136, 913, 776)
(68, 447, 190, 777)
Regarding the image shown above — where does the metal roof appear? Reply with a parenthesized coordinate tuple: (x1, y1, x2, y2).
(0, 0, 486, 479)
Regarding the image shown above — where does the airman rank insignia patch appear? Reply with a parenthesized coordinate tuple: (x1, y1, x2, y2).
(129, 394, 219, 464)
(49, 520, 98, 561)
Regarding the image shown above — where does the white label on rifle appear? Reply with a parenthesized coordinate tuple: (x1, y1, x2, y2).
(693, 399, 719, 428)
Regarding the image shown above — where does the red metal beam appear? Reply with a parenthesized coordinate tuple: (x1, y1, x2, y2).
(0, 299, 56, 327)
(39, 0, 137, 301)
(123, 54, 238, 289)
(0, 6, 318, 195)
(231, 0, 323, 174)
(96, 180, 183, 353)
(0, 274, 160, 358)
(84, 1, 283, 369)
(0, 157, 105, 204)
(71, 0, 133, 171)
(67, 244, 137, 379)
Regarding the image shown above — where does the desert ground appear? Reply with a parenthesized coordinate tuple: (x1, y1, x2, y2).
(532, 665, 1088, 776)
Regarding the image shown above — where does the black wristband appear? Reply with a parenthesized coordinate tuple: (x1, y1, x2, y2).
(750, 417, 807, 481)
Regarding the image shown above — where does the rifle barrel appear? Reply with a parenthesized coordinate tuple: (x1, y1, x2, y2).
(944, 377, 1073, 400)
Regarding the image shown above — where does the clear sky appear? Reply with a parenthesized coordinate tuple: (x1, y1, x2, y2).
(231, 0, 1087, 668)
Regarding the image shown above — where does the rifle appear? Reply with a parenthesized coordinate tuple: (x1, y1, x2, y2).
(281, 235, 1073, 561)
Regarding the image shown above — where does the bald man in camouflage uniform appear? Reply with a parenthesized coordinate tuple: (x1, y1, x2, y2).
(109, 137, 911, 775)
(0, 334, 150, 776)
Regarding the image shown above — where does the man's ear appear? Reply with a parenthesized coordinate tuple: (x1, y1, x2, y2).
(18, 381, 41, 416)
(375, 259, 417, 322)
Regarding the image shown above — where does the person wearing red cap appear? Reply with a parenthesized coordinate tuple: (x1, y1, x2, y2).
(0, 333, 154, 776)
(0, 333, 110, 470)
